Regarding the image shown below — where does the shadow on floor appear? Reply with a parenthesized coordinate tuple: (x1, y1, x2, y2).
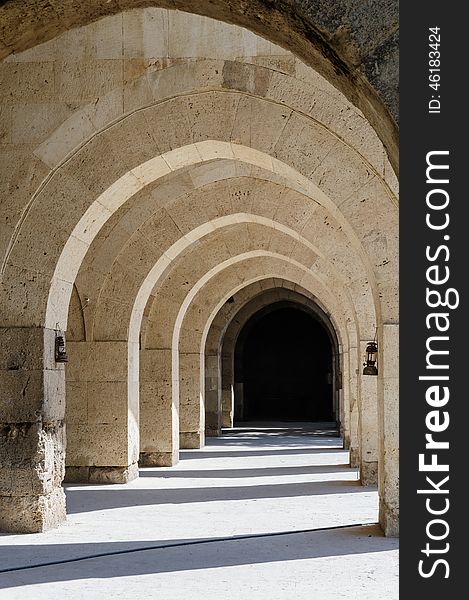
(139, 464, 354, 479)
(227, 425, 340, 437)
(0, 525, 397, 589)
(181, 447, 345, 459)
(64, 479, 369, 515)
(207, 435, 342, 448)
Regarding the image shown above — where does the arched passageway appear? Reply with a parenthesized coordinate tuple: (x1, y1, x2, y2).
(234, 305, 334, 423)
(0, 4, 398, 541)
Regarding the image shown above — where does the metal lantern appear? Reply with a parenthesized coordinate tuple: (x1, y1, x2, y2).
(363, 341, 378, 376)
(55, 333, 68, 363)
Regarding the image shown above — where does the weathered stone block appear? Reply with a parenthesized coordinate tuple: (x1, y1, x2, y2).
(221, 410, 233, 429)
(0, 327, 54, 371)
(0, 420, 65, 496)
(0, 370, 44, 422)
(139, 450, 178, 467)
(380, 498, 399, 537)
(66, 341, 128, 382)
(86, 381, 129, 424)
(180, 431, 204, 449)
(140, 348, 172, 381)
(360, 461, 378, 486)
(64, 462, 138, 484)
(349, 447, 360, 468)
(66, 423, 130, 467)
(0, 487, 66, 533)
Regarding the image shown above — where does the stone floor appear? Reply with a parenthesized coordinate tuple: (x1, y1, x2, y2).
(0, 424, 398, 599)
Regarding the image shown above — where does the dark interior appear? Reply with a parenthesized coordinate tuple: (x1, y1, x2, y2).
(235, 306, 333, 422)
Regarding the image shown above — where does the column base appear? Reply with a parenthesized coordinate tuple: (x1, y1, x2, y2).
(180, 431, 204, 449)
(221, 411, 233, 428)
(349, 447, 360, 468)
(205, 414, 221, 437)
(64, 462, 138, 484)
(360, 461, 378, 486)
(0, 488, 66, 533)
(205, 426, 221, 437)
(380, 500, 399, 537)
(139, 451, 178, 467)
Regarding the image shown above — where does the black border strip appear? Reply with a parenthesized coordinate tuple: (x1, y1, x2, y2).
(400, 1, 466, 593)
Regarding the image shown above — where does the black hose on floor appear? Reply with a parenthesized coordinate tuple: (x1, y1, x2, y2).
(0, 522, 378, 575)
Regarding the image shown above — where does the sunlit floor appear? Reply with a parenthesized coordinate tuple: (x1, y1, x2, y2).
(0, 423, 398, 599)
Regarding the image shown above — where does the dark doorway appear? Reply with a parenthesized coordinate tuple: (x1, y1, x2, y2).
(234, 306, 334, 422)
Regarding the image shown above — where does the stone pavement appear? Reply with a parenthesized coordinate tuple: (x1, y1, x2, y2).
(0, 425, 398, 599)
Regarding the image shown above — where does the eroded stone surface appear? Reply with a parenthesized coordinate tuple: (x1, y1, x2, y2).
(0, 487, 66, 534)
(64, 462, 138, 484)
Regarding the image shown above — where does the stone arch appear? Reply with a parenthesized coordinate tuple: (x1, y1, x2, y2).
(65, 205, 362, 472)
(53, 90, 388, 502)
(57, 147, 383, 476)
(59, 156, 373, 466)
(199, 277, 361, 479)
(204, 282, 344, 437)
(138, 246, 357, 461)
(139, 239, 377, 483)
(0, 2, 398, 171)
(69, 198, 373, 454)
(1, 82, 397, 329)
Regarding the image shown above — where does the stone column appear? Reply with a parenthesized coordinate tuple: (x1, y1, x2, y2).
(340, 348, 351, 448)
(359, 369, 379, 485)
(221, 351, 234, 428)
(205, 352, 221, 436)
(178, 351, 205, 449)
(65, 341, 139, 483)
(379, 323, 399, 536)
(139, 348, 179, 466)
(234, 382, 244, 421)
(348, 344, 360, 467)
(347, 342, 380, 485)
(358, 337, 379, 485)
(0, 327, 66, 533)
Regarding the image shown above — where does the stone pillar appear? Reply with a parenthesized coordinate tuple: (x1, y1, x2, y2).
(0, 327, 66, 533)
(234, 382, 244, 421)
(359, 370, 379, 485)
(178, 351, 205, 449)
(139, 348, 178, 466)
(205, 352, 221, 436)
(65, 341, 138, 483)
(379, 324, 399, 536)
(348, 345, 360, 467)
(340, 349, 351, 448)
(221, 352, 234, 428)
(358, 338, 379, 485)
(349, 402, 360, 466)
(347, 343, 380, 484)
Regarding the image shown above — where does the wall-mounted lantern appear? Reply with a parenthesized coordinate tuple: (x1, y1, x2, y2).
(55, 332, 68, 363)
(363, 341, 378, 376)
